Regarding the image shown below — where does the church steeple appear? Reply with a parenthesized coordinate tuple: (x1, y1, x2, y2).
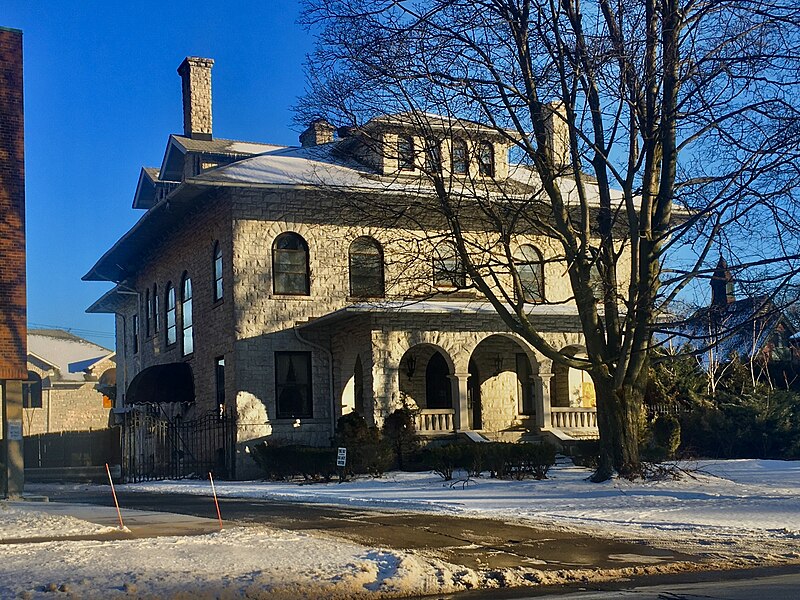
(711, 256, 735, 307)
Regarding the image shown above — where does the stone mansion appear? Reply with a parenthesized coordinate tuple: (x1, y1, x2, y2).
(86, 57, 600, 477)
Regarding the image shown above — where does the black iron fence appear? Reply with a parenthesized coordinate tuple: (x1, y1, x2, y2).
(121, 405, 235, 483)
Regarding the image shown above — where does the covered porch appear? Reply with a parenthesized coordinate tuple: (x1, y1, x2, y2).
(299, 301, 599, 441)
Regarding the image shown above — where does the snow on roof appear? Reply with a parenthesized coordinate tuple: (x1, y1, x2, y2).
(190, 142, 541, 197)
(298, 299, 580, 329)
(27, 330, 113, 382)
(172, 136, 286, 156)
(190, 141, 382, 188)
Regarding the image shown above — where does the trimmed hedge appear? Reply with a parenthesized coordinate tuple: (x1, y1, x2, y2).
(250, 443, 337, 481)
(425, 442, 557, 481)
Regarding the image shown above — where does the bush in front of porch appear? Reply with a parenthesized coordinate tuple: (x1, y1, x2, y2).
(425, 442, 557, 481)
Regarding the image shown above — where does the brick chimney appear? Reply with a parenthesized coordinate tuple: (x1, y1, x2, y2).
(300, 119, 335, 147)
(542, 101, 570, 169)
(178, 56, 214, 140)
(0, 26, 28, 381)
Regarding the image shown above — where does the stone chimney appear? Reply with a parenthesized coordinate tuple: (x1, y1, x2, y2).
(300, 119, 335, 147)
(711, 256, 735, 307)
(178, 56, 214, 140)
(542, 101, 570, 169)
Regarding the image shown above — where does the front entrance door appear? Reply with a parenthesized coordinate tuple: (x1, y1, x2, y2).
(468, 359, 481, 429)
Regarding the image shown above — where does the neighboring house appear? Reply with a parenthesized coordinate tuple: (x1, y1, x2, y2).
(23, 330, 115, 435)
(669, 257, 799, 386)
(85, 57, 610, 478)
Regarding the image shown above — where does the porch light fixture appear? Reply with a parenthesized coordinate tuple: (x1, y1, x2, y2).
(405, 355, 417, 380)
(494, 354, 504, 376)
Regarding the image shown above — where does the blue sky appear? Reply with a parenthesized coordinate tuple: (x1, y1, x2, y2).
(5, 1, 312, 346)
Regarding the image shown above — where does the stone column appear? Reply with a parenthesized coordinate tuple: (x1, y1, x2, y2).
(3, 380, 24, 498)
(535, 372, 554, 431)
(451, 371, 470, 431)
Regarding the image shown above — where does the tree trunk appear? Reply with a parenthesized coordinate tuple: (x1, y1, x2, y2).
(591, 374, 644, 481)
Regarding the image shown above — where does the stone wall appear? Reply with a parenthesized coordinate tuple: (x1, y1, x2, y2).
(117, 193, 235, 419)
(118, 182, 615, 476)
(22, 383, 111, 435)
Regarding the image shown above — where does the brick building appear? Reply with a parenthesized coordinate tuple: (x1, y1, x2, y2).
(0, 26, 27, 495)
(86, 57, 604, 477)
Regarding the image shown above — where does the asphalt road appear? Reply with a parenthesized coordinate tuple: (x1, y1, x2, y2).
(40, 486, 686, 572)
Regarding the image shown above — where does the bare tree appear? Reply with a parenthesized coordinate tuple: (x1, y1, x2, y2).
(298, 0, 800, 480)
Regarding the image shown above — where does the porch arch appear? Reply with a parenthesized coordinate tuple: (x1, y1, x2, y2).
(551, 345, 595, 408)
(398, 343, 458, 435)
(467, 334, 541, 432)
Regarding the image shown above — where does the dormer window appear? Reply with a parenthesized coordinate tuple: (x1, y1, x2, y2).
(478, 141, 495, 177)
(452, 138, 468, 175)
(397, 135, 415, 171)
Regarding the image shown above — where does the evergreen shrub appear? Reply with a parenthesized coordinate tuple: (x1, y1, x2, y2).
(333, 412, 392, 477)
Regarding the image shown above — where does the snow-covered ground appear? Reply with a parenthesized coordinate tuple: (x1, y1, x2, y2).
(2, 459, 798, 598)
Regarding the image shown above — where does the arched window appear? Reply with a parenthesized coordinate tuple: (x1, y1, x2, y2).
(165, 282, 176, 346)
(145, 289, 152, 337)
(451, 138, 468, 175)
(515, 245, 544, 302)
(22, 371, 42, 409)
(273, 232, 310, 295)
(433, 241, 466, 288)
(478, 141, 495, 177)
(153, 283, 160, 333)
(213, 241, 223, 302)
(397, 135, 415, 171)
(349, 237, 384, 298)
(181, 272, 194, 356)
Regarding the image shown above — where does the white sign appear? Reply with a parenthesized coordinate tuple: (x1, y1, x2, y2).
(336, 447, 347, 467)
(7, 419, 22, 441)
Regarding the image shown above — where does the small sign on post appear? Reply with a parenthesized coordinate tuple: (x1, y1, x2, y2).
(336, 447, 347, 467)
(7, 419, 22, 441)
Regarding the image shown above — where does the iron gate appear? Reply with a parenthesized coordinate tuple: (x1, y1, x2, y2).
(121, 405, 235, 482)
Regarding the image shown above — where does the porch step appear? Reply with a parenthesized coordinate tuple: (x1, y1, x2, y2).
(460, 431, 491, 443)
(470, 430, 544, 444)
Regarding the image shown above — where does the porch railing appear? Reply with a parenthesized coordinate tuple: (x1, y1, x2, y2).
(550, 407, 598, 430)
(415, 408, 456, 435)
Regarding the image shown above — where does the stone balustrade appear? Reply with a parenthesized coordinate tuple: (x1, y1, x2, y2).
(550, 406, 597, 430)
(415, 408, 456, 435)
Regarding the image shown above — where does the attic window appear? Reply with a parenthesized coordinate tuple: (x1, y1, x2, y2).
(201, 160, 220, 171)
(452, 138, 467, 175)
(478, 141, 495, 177)
(397, 135, 415, 171)
(425, 139, 442, 172)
